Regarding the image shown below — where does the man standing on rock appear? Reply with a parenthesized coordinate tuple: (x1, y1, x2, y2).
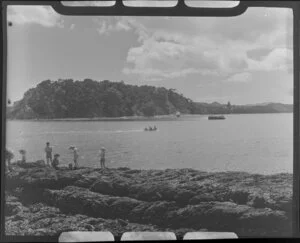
(45, 142, 53, 167)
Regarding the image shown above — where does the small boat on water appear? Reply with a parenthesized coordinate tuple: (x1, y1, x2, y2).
(208, 115, 226, 120)
(144, 126, 157, 131)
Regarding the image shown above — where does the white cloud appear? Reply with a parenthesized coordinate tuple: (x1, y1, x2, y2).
(224, 72, 252, 83)
(115, 21, 131, 31)
(7, 6, 63, 28)
(123, 66, 202, 81)
(122, 28, 250, 80)
(248, 47, 293, 72)
(123, 35, 223, 80)
(120, 8, 292, 81)
(96, 21, 107, 35)
(91, 8, 292, 81)
(94, 17, 133, 35)
(124, 34, 217, 80)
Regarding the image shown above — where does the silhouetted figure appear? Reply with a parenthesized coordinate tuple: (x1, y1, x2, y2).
(45, 142, 53, 167)
(99, 147, 106, 169)
(52, 154, 60, 170)
(19, 149, 26, 163)
(5, 148, 14, 172)
(69, 146, 79, 169)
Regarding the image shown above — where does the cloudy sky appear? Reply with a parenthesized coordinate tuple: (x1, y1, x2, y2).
(6, 1, 293, 105)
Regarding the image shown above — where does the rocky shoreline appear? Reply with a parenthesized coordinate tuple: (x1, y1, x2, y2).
(5, 162, 292, 237)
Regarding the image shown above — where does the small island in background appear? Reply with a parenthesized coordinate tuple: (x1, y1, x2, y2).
(6, 79, 293, 120)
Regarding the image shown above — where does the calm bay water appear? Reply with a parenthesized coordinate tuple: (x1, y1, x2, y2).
(6, 113, 293, 174)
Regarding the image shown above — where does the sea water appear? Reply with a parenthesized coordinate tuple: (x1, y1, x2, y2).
(6, 113, 293, 174)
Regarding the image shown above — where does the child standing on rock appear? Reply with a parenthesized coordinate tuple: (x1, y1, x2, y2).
(19, 149, 26, 163)
(99, 147, 106, 169)
(69, 146, 79, 169)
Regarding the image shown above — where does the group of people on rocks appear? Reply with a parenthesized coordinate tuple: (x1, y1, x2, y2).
(5, 142, 107, 172)
(44, 142, 80, 170)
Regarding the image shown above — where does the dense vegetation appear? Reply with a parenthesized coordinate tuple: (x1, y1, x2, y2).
(7, 79, 293, 119)
(7, 79, 195, 119)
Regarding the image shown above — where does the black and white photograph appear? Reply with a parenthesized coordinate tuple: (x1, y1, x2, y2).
(3, 0, 294, 239)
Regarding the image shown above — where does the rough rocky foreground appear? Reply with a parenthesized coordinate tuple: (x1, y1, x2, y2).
(5, 162, 292, 237)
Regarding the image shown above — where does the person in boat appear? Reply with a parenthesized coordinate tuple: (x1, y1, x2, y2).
(69, 146, 79, 169)
(5, 148, 14, 172)
(19, 149, 26, 163)
(45, 142, 53, 167)
(153, 126, 157, 131)
(144, 127, 148, 131)
(149, 126, 153, 131)
(52, 153, 60, 170)
(99, 147, 106, 169)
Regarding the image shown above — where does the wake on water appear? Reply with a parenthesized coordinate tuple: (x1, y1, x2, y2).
(113, 129, 154, 133)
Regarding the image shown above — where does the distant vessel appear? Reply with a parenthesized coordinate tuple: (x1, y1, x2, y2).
(176, 111, 181, 118)
(144, 126, 157, 131)
(208, 115, 226, 120)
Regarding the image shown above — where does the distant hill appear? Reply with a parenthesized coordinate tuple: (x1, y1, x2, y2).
(7, 79, 195, 119)
(193, 102, 293, 114)
(232, 103, 293, 114)
(6, 79, 293, 120)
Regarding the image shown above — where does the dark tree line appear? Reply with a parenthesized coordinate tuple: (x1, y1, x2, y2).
(7, 79, 293, 119)
(7, 79, 195, 119)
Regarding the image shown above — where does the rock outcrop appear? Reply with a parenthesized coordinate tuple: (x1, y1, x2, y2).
(5, 163, 293, 237)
